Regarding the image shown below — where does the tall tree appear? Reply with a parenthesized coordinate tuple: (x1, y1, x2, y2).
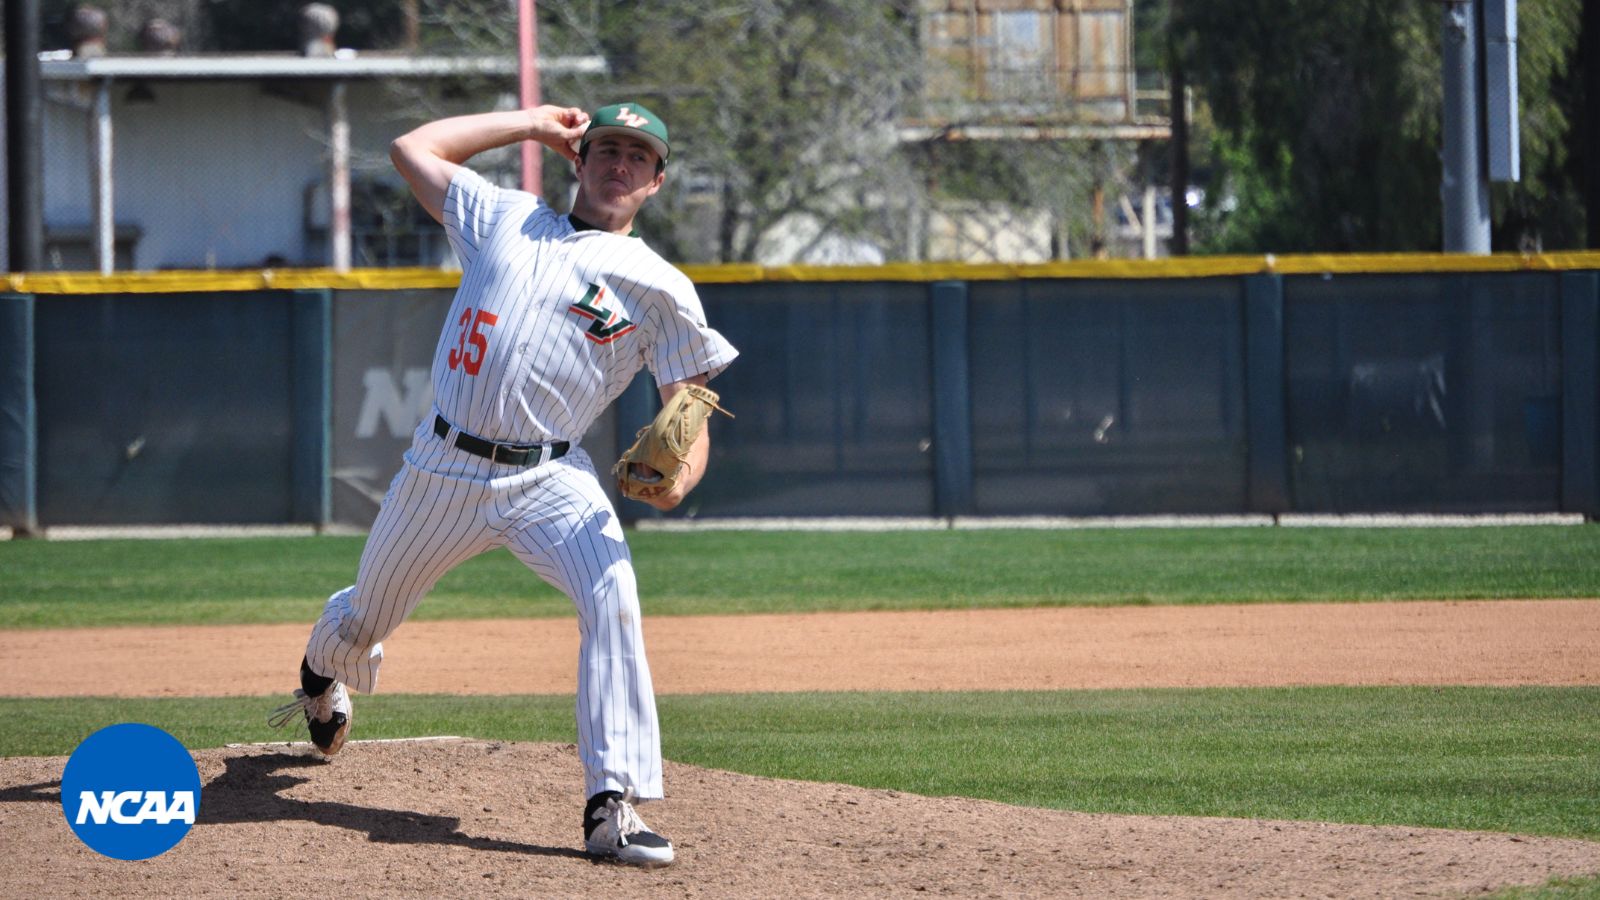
(373, 0, 927, 263)
(616, 0, 922, 263)
(1173, 0, 1583, 253)
(1494, 0, 1586, 250)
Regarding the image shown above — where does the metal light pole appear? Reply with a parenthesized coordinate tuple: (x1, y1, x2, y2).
(5, 0, 45, 271)
(518, 0, 542, 194)
(1441, 0, 1490, 253)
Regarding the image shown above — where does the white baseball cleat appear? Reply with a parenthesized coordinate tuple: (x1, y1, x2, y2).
(268, 682, 352, 757)
(584, 788, 675, 868)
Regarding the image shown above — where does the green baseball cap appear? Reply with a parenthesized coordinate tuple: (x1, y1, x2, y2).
(581, 102, 670, 164)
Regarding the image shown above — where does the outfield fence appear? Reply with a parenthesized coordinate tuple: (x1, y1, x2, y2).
(2, 252, 1599, 530)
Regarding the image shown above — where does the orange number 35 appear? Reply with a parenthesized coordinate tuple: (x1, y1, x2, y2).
(447, 307, 499, 376)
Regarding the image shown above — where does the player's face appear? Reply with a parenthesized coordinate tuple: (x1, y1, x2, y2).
(577, 135, 665, 213)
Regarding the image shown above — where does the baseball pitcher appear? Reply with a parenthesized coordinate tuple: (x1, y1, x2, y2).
(267, 101, 737, 868)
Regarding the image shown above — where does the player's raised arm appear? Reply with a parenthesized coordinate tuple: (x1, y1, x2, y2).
(389, 105, 590, 223)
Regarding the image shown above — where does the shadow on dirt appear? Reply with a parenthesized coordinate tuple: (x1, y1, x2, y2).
(0, 781, 60, 804)
(200, 752, 590, 859)
(0, 753, 590, 861)
(205, 752, 591, 859)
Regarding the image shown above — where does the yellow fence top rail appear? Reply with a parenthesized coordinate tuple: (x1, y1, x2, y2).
(3, 268, 462, 295)
(7, 252, 1600, 294)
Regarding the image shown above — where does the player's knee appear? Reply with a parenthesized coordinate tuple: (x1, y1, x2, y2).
(572, 565, 639, 622)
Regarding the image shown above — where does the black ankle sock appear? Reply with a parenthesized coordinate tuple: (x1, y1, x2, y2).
(300, 656, 334, 697)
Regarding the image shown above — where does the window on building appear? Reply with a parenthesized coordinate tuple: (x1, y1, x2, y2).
(986, 12, 1052, 103)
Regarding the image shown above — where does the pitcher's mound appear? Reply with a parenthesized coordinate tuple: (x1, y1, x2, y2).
(4, 738, 1597, 897)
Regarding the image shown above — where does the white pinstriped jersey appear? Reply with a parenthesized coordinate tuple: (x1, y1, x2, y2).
(294, 156, 726, 809)
(434, 167, 738, 444)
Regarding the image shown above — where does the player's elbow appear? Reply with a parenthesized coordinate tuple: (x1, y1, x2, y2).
(389, 136, 449, 224)
(389, 135, 418, 174)
(390, 132, 443, 177)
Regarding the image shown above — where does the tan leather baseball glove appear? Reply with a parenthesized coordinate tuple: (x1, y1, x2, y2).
(613, 384, 732, 502)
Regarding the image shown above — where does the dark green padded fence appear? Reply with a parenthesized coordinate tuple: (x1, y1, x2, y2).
(2, 264, 1597, 529)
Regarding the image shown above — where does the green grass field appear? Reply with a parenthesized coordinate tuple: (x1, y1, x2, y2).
(2, 526, 1597, 894)
(9, 686, 1595, 841)
(3, 525, 1598, 627)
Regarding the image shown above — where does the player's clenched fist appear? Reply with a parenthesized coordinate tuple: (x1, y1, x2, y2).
(525, 105, 590, 161)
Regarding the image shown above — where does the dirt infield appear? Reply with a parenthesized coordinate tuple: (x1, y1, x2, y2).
(3, 599, 1597, 697)
(2, 599, 1598, 897)
(5, 739, 1600, 899)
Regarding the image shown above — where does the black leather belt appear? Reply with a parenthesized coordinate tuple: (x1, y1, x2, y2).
(433, 415, 569, 467)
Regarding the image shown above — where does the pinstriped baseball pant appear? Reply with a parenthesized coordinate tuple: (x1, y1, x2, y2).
(304, 421, 663, 800)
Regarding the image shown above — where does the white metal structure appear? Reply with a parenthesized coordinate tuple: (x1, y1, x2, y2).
(32, 52, 605, 274)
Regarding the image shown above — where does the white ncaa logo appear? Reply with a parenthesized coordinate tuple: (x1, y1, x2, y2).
(75, 790, 197, 825)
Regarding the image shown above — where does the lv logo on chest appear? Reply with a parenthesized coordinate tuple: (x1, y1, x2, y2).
(568, 283, 637, 345)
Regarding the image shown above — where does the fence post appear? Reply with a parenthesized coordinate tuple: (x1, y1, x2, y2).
(930, 280, 974, 517)
(0, 293, 37, 534)
(1560, 272, 1599, 517)
(1244, 273, 1290, 513)
(291, 289, 332, 528)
